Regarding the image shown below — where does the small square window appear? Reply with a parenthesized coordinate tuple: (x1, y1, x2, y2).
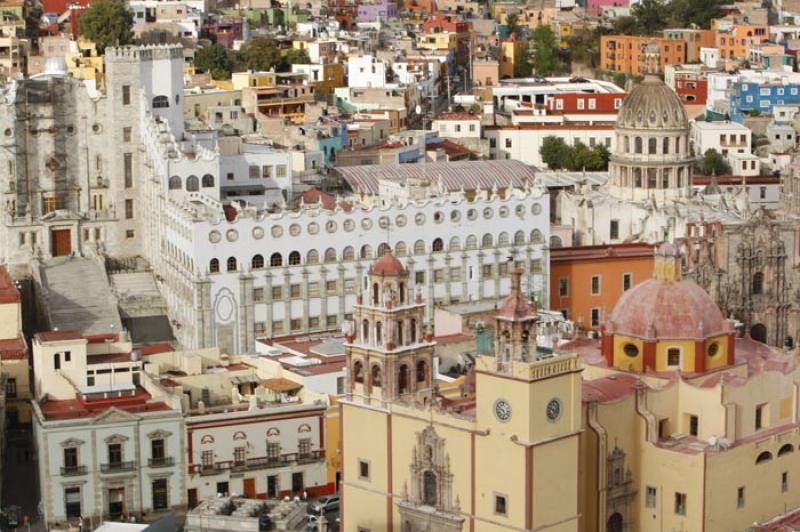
(623, 273, 633, 291)
(646, 486, 657, 508)
(359, 459, 370, 480)
(494, 494, 507, 516)
(591, 275, 601, 296)
(737, 486, 745, 508)
(674, 492, 686, 515)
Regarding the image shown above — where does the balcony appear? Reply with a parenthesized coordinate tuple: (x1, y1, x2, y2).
(61, 465, 88, 476)
(148, 456, 175, 468)
(191, 451, 325, 476)
(100, 461, 136, 473)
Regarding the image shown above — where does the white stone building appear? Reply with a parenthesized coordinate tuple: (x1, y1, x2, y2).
(347, 55, 387, 88)
(31, 331, 185, 527)
(484, 124, 615, 167)
(690, 120, 753, 165)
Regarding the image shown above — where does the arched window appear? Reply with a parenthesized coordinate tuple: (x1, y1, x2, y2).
(186, 175, 199, 191)
(410, 318, 417, 343)
(324, 248, 337, 263)
(398, 364, 409, 394)
(270, 253, 283, 267)
(432, 238, 444, 252)
(360, 245, 372, 259)
(449, 237, 461, 251)
(226, 257, 237, 272)
(779, 443, 794, 457)
(251, 254, 264, 269)
(209, 258, 219, 273)
(343, 246, 355, 261)
(423, 470, 437, 506)
(530, 229, 543, 244)
(375, 321, 383, 344)
(307, 250, 319, 265)
(465, 235, 477, 250)
(395, 241, 407, 256)
(168, 176, 181, 190)
(353, 361, 364, 383)
(623, 136, 630, 153)
(362, 319, 369, 342)
(416, 360, 427, 383)
(752, 272, 764, 295)
(756, 451, 773, 464)
(498, 232, 510, 246)
(399, 282, 405, 304)
(481, 233, 493, 248)
(550, 235, 563, 248)
(372, 283, 380, 305)
(514, 230, 525, 245)
(377, 242, 390, 256)
(635, 137, 643, 154)
(371, 364, 382, 387)
(202, 174, 215, 187)
(648, 137, 657, 154)
(634, 167, 643, 187)
(414, 240, 426, 255)
(397, 319, 404, 345)
(663, 137, 670, 154)
(287, 251, 300, 265)
(152, 95, 170, 108)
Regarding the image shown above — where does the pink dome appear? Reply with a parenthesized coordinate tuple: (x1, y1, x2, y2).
(371, 251, 406, 276)
(608, 278, 729, 340)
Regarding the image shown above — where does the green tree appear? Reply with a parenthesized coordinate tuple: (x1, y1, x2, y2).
(194, 43, 234, 80)
(505, 12, 522, 37)
(539, 136, 571, 170)
(631, 0, 669, 34)
(239, 37, 283, 71)
(669, 0, 723, 28)
(696, 148, 732, 176)
(280, 48, 310, 71)
(565, 28, 603, 68)
(612, 16, 644, 36)
(528, 25, 559, 76)
(79, 0, 134, 53)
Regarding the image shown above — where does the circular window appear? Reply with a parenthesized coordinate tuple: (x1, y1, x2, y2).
(499, 206, 509, 218)
(361, 218, 373, 230)
(252, 227, 264, 240)
(3, 128, 10, 136)
(467, 209, 478, 221)
(483, 207, 493, 219)
(433, 211, 444, 223)
(308, 222, 319, 235)
(290, 224, 301, 236)
(92, 123, 102, 134)
(396, 214, 407, 227)
(209, 230, 221, 244)
(532, 203, 542, 216)
(326, 220, 337, 233)
(226, 229, 238, 242)
(344, 219, 355, 232)
(515, 205, 525, 217)
(624, 344, 639, 358)
(415, 213, 426, 225)
(271, 225, 283, 238)
(66, 125, 75, 135)
(708, 342, 719, 357)
(450, 210, 461, 222)
(379, 216, 389, 229)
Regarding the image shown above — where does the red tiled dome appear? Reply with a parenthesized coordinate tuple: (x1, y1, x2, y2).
(607, 278, 729, 340)
(371, 251, 406, 276)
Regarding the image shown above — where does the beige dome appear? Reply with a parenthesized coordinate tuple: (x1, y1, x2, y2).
(615, 75, 688, 131)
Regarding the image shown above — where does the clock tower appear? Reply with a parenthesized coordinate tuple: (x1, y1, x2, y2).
(344, 249, 435, 407)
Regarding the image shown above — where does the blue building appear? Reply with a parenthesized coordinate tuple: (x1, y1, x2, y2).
(730, 80, 800, 122)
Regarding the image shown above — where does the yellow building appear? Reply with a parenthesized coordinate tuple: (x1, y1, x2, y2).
(65, 40, 104, 83)
(499, 38, 526, 79)
(0, 266, 29, 425)
(340, 254, 582, 531)
(231, 71, 275, 90)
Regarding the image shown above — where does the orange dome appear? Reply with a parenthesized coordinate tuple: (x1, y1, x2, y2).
(371, 251, 406, 276)
(607, 278, 730, 340)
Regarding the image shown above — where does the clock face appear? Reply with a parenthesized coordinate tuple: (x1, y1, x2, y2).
(494, 399, 512, 422)
(546, 398, 562, 422)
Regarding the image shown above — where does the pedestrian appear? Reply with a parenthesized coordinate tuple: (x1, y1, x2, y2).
(302, 490, 308, 501)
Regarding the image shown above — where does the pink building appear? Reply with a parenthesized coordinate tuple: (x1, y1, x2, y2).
(587, 0, 628, 15)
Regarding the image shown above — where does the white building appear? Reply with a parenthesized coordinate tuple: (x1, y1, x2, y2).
(690, 120, 753, 165)
(31, 331, 185, 527)
(347, 55, 387, 88)
(484, 124, 615, 168)
(432, 112, 481, 139)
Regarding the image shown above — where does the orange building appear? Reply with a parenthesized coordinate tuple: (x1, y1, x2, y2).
(600, 35, 686, 76)
(549, 243, 655, 330)
(663, 28, 716, 63)
(715, 23, 769, 62)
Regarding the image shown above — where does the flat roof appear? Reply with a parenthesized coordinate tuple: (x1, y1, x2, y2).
(550, 243, 657, 264)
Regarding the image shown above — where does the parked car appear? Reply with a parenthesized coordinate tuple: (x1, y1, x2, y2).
(308, 496, 340, 515)
(5, 505, 20, 528)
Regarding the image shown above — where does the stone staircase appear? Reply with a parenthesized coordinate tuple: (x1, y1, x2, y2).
(110, 270, 169, 318)
(36, 257, 123, 335)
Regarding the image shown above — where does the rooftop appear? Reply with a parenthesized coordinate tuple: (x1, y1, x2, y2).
(38, 387, 173, 421)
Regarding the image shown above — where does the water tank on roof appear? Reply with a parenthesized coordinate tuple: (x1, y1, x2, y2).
(43, 57, 69, 77)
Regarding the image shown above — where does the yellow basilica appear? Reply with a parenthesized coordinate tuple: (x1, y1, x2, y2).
(340, 245, 800, 531)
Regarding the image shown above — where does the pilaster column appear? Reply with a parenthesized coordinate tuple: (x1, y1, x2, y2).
(238, 272, 255, 353)
(460, 252, 468, 302)
(493, 249, 502, 298)
(320, 266, 329, 329)
(426, 255, 435, 320)
(337, 264, 346, 325)
(444, 254, 452, 304)
(477, 252, 485, 300)
(283, 268, 291, 334)
(265, 271, 274, 337)
(301, 267, 310, 331)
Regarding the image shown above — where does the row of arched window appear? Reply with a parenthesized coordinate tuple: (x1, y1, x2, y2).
(168, 174, 215, 191)
(756, 443, 796, 465)
(207, 230, 546, 273)
(359, 317, 418, 346)
(352, 359, 428, 389)
(616, 166, 688, 189)
(622, 135, 684, 156)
